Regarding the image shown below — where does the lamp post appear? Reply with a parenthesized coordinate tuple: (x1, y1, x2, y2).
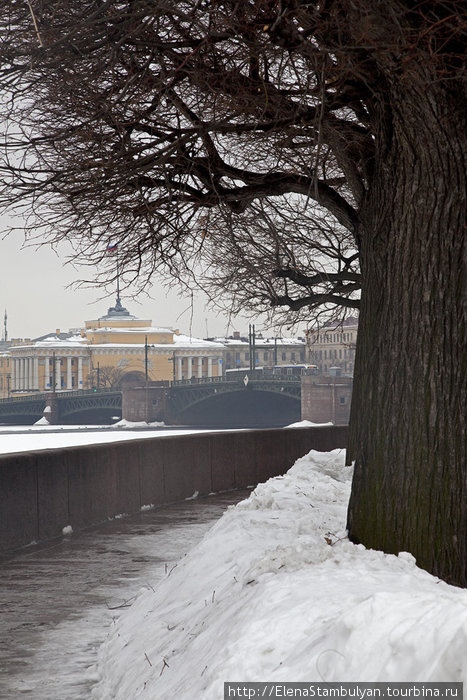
(145, 336, 148, 383)
(248, 324, 256, 372)
(168, 351, 176, 382)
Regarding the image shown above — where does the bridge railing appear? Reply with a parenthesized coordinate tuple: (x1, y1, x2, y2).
(172, 376, 233, 387)
(0, 387, 120, 404)
(172, 372, 308, 387)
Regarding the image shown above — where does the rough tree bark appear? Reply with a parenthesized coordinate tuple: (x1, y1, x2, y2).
(347, 71, 466, 586)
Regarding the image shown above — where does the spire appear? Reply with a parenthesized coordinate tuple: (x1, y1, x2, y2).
(3, 309, 6, 342)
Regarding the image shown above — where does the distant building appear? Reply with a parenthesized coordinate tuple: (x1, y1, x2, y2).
(213, 331, 308, 370)
(306, 316, 358, 376)
(0, 298, 225, 397)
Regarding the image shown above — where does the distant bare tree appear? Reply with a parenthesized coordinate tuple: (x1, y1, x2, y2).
(0, 1, 465, 585)
(96, 366, 125, 390)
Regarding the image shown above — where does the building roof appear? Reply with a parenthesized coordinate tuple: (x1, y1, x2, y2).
(322, 316, 359, 329)
(212, 336, 306, 346)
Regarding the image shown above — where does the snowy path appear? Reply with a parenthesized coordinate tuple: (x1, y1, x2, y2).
(0, 491, 249, 699)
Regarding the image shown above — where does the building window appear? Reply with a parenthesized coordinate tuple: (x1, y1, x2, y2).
(291, 352, 296, 361)
(245, 352, 249, 361)
(281, 352, 286, 361)
(263, 352, 268, 361)
(340, 396, 346, 405)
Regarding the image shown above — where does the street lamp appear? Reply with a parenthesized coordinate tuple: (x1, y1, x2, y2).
(167, 351, 176, 383)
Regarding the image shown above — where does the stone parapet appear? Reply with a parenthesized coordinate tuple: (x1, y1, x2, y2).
(0, 426, 348, 553)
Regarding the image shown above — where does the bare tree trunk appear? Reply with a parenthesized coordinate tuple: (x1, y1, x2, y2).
(347, 76, 466, 587)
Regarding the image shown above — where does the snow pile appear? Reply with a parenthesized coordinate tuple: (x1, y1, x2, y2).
(33, 416, 50, 425)
(285, 419, 333, 427)
(111, 419, 165, 428)
(91, 450, 467, 699)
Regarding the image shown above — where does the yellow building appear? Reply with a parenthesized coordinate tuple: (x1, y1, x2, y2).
(0, 298, 225, 397)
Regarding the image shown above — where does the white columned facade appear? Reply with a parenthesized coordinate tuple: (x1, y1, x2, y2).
(10, 359, 16, 391)
(44, 356, 50, 390)
(34, 357, 39, 390)
(43, 357, 48, 389)
(176, 357, 183, 381)
(208, 356, 213, 378)
(55, 357, 61, 391)
(187, 356, 193, 379)
(78, 357, 83, 388)
(67, 357, 73, 390)
(20, 358, 25, 390)
(28, 358, 33, 390)
(197, 356, 203, 378)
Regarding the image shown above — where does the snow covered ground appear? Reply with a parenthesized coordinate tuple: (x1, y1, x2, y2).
(0, 424, 214, 454)
(0, 420, 332, 455)
(88, 449, 467, 698)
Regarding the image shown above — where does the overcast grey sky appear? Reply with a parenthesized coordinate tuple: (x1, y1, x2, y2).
(0, 213, 268, 341)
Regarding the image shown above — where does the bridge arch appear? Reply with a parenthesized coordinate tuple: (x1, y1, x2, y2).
(172, 386, 300, 428)
(58, 392, 122, 424)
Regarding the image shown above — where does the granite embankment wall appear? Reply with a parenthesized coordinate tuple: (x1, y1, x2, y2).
(0, 426, 348, 554)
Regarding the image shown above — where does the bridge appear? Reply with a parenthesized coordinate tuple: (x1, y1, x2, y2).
(0, 373, 304, 427)
(0, 388, 123, 425)
(167, 373, 302, 426)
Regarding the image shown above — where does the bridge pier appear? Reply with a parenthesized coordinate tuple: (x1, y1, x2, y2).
(121, 384, 169, 423)
(43, 394, 59, 425)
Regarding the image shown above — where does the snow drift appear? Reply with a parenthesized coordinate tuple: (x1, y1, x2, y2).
(91, 450, 467, 699)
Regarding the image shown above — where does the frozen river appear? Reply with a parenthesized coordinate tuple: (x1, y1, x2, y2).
(0, 490, 250, 699)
